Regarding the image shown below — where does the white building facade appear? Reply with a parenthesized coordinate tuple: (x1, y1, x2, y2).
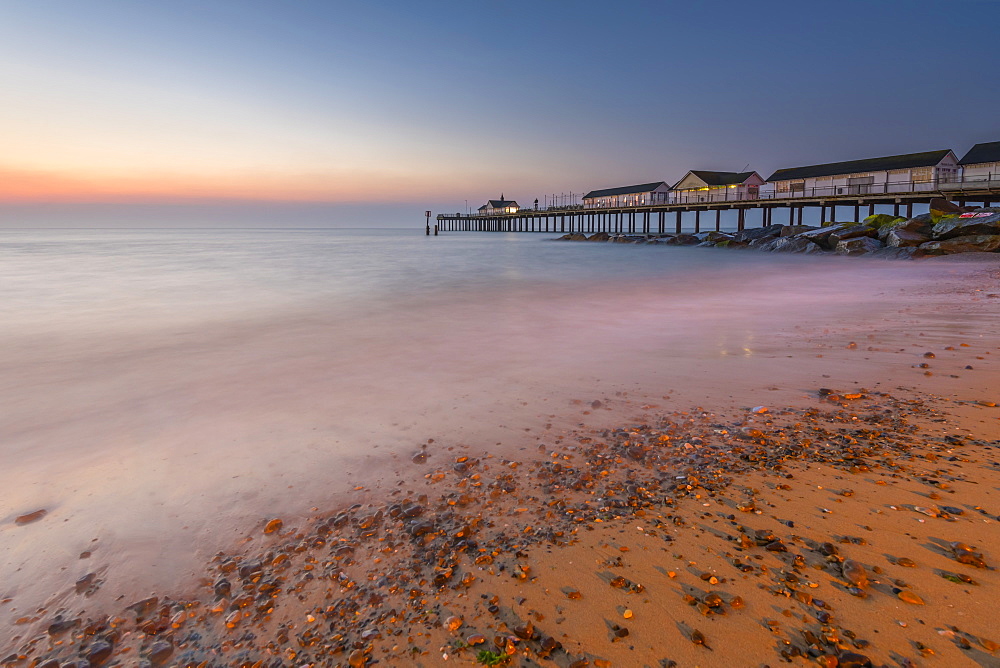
(766, 150, 959, 198)
(582, 182, 670, 208)
(958, 141, 1000, 184)
(671, 170, 765, 204)
(477, 196, 520, 215)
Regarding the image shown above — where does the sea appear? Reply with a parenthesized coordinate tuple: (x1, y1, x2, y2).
(0, 227, 984, 638)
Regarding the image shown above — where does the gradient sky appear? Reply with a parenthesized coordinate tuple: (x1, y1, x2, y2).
(1, 0, 998, 227)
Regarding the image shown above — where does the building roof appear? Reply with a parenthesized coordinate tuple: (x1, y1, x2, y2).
(959, 141, 1000, 165)
(676, 171, 759, 188)
(482, 199, 518, 208)
(583, 182, 669, 199)
(766, 150, 954, 182)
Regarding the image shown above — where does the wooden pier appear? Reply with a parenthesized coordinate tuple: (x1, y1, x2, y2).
(436, 184, 1000, 235)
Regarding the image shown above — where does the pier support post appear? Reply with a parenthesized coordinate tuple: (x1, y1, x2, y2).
(715, 209, 721, 231)
(788, 207, 794, 225)
(659, 211, 665, 234)
(820, 204, 826, 222)
(675, 210, 682, 234)
(737, 208, 745, 231)
(830, 205, 836, 222)
(694, 209, 701, 233)
(906, 202, 913, 218)
(893, 203, 900, 217)
(854, 203, 860, 222)
(797, 207, 803, 225)
(868, 203, 876, 217)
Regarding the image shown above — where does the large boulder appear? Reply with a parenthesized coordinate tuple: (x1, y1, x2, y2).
(559, 233, 587, 241)
(800, 223, 860, 250)
(870, 246, 920, 260)
(929, 198, 974, 223)
(836, 237, 884, 256)
(920, 235, 1000, 254)
(877, 213, 933, 240)
(885, 226, 930, 248)
(588, 232, 611, 241)
(828, 224, 879, 248)
(770, 236, 823, 253)
(863, 213, 905, 229)
(931, 208, 1000, 239)
(733, 225, 783, 243)
(779, 225, 818, 237)
(665, 233, 701, 246)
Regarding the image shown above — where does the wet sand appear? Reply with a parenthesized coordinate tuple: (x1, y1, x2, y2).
(3, 257, 1000, 667)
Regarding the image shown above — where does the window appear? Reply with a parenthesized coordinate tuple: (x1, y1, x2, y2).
(912, 167, 933, 183)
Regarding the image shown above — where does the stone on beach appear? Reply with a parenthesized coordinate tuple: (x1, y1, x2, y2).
(836, 236, 883, 255)
(920, 235, 1000, 255)
(14, 509, 47, 525)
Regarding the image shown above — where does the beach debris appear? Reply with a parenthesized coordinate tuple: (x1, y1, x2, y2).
(689, 628, 710, 649)
(445, 615, 463, 632)
(894, 557, 917, 568)
(263, 518, 283, 534)
(14, 509, 47, 525)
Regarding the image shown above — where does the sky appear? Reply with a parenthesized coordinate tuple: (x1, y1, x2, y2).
(1, 0, 998, 227)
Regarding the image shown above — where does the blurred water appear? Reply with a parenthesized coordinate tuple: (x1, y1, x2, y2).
(0, 227, 981, 640)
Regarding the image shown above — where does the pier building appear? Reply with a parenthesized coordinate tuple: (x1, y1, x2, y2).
(958, 141, 1000, 185)
(671, 171, 764, 204)
(765, 150, 959, 198)
(582, 182, 670, 208)
(478, 196, 519, 215)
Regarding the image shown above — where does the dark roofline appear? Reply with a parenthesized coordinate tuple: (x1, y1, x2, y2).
(675, 170, 761, 188)
(583, 182, 669, 199)
(766, 150, 955, 182)
(959, 141, 1000, 165)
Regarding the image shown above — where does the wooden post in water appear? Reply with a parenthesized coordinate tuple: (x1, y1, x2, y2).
(854, 204, 860, 222)
(694, 209, 701, 233)
(425, 210, 431, 235)
(830, 204, 837, 221)
(868, 203, 876, 217)
(906, 202, 913, 218)
(893, 202, 900, 217)
(675, 210, 682, 234)
(715, 209, 721, 231)
(659, 211, 665, 234)
(797, 207, 803, 225)
(788, 207, 794, 225)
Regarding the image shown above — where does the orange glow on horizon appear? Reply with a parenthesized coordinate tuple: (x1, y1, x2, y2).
(0, 165, 484, 204)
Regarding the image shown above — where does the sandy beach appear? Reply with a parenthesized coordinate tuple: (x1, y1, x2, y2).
(3, 255, 1000, 668)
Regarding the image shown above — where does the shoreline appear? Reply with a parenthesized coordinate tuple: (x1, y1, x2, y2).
(3, 258, 1000, 667)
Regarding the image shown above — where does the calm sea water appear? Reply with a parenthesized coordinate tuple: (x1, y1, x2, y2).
(0, 227, 977, 637)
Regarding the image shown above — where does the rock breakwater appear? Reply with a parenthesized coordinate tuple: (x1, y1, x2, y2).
(559, 199, 1000, 259)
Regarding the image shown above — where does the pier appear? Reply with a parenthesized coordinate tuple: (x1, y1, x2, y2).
(436, 178, 1000, 234)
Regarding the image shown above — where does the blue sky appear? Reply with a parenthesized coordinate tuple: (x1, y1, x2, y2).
(0, 0, 997, 226)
